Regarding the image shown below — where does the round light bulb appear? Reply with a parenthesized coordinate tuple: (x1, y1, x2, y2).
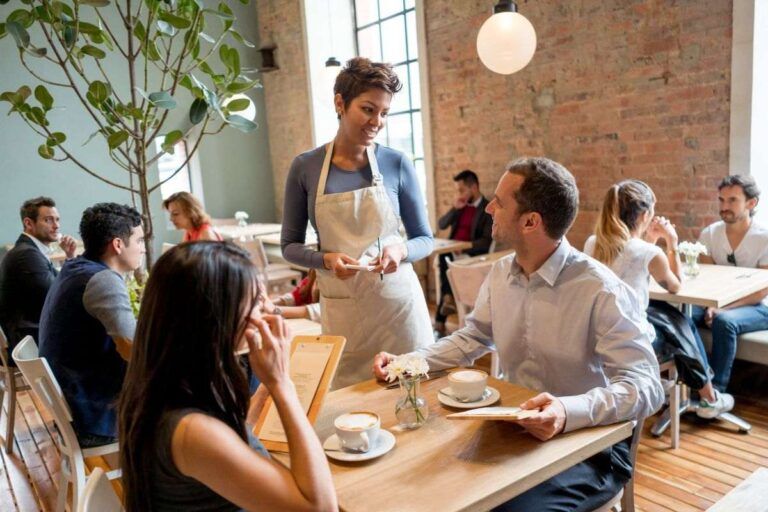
(476, 11, 537, 75)
(224, 93, 257, 121)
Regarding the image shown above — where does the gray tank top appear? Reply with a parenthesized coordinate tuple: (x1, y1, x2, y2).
(148, 408, 270, 511)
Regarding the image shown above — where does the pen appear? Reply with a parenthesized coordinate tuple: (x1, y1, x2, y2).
(377, 237, 383, 281)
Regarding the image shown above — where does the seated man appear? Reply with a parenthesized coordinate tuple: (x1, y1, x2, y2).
(39, 203, 144, 447)
(0, 197, 76, 354)
(694, 175, 768, 405)
(435, 169, 493, 334)
(374, 157, 664, 511)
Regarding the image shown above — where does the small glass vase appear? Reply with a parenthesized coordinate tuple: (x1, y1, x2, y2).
(395, 375, 429, 429)
(237, 218, 248, 228)
(683, 253, 700, 278)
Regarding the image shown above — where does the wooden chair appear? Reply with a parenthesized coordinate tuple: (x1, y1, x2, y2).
(235, 238, 302, 295)
(591, 416, 646, 512)
(78, 467, 123, 512)
(0, 325, 30, 454)
(12, 336, 121, 512)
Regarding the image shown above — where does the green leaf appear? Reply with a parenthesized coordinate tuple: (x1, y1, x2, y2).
(35, 85, 53, 110)
(148, 91, 177, 109)
(107, 130, 128, 149)
(82, 128, 103, 146)
(80, 0, 111, 6)
(226, 98, 249, 112)
(144, 40, 161, 61)
(198, 32, 215, 43)
(1, 86, 32, 109)
(156, 20, 176, 36)
(88, 81, 110, 103)
(32, 6, 54, 23)
(178, 75, 194, 91)
(46, 132, 66, 146)
(80, 44, 106, 59)
(226, 79, 257, 94)
(158, 11, 191, 29)
(226, 114, 256, 133)
(6, 21, 30, 48)
(0, 23, 6, 39)
(63, 26, 77, 48)
(133, 20, 146, 41)
(202, 8, 234, 20)
(76, 21, 101, 35)
(27, 106, 47, 126)
(7, 9, 33, 28)
(52, 1, 75, 19)
(229, 29, 255, 48)
(26, 46, 48, 57)
(38, 144, 54, 159)
(198, 61, 215, 76)
(189, 97, 207, 124)
(161, 129, 183, 153)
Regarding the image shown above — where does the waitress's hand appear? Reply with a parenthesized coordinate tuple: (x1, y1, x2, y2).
(372, 243, 407, 274)
(323, 252, 359, 280)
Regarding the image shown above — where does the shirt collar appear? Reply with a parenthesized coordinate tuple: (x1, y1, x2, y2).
(22, 232, 53, 259)
(510, 238, 571, 287)
(470, 195, 483, 208)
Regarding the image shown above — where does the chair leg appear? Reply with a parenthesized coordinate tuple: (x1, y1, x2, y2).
(56, 462, 69, 512)
(5, 376, 16, 455)
(620, 478, 635, 512)
(670, 382, 680, 449)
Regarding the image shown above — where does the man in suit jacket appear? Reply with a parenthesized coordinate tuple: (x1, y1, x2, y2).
(434, 170, 493, 335)
(0, 197, 76, 352)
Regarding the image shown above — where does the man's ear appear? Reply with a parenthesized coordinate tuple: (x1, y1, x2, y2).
(21, 217, 34, 233)
(110, 237, 124, 255)
(523, 212, 542, 231)
(747, 197, 759, 212)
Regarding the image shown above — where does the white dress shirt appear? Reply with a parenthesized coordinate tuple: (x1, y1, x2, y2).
(416, 238, 664, 432)
(22, 232, 53, 260)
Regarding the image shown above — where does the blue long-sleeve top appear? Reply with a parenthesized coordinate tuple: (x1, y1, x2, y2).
(281, 144, 433, 268)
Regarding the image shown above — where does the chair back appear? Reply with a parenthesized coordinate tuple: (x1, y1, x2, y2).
(619, 416, 645, 512)
(12, 336, 81, 458)
(78, 467, 123, 512)
(0, 325, 10, 370)
(235, 238, 269, 271)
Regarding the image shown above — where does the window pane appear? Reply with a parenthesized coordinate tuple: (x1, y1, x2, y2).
(386, 113, 414, 156)
(379, 0, 404, 19)
(355, 0, 378, 26)
(154, 136, 191, 200)
(375, 124, 389, 146)
(406, 9, 418, 61)
(414, 158, 426, 202)
(409, 61, 421, 110)
(357, 25, 382, 61)
(405, 0, 415, 10)
(390, 63, 410, 113)
(381, 15, 406, 64)
(412, 111, 424, 159)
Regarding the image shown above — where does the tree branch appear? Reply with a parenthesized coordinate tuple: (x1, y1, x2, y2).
(148, 116, 210, 193)
(95, 9, 128, 58)
(19, 52, 70, 87)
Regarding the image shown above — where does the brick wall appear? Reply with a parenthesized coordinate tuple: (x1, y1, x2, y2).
(426, 0, 732, 248)
(256, 0, 314, 219)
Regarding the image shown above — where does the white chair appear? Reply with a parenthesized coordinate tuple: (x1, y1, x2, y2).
(12, 336, 121, 512)
(78, 467, 123, 512)
(591, 416, 646, 512)
(236, 238, 302, 295)
(0, 325, 30, 454)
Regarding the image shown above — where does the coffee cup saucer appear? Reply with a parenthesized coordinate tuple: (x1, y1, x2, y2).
(323, 429, 396, 462)
(438, 386, 500, 409)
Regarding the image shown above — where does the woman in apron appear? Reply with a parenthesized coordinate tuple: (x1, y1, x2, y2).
(280, 57, 434, 388)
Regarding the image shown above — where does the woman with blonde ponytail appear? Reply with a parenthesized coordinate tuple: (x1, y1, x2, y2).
(585, 180, 735, 418)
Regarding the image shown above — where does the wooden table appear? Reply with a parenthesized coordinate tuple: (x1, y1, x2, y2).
(216, 223, 282, 240)
(649, 263, 768, 308)
(274, 374, 632, 512)
(429, 238, 474, 305)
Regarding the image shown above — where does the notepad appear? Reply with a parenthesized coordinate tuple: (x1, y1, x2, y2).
(446, 406, 539, 421)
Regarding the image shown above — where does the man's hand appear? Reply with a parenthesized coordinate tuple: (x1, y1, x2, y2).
(453, 196, 468, 210)
(59, 235, 77, 259)
(372, 351, 397, 381)
(704, 307, 722, 328)
(508, 392, 566, 441)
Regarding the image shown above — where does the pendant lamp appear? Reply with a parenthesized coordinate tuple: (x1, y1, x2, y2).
(476, 0, 537, 75)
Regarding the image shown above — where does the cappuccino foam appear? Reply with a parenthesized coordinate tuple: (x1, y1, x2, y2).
(335, 412, 378, 431)
(450, 370, 486, 382)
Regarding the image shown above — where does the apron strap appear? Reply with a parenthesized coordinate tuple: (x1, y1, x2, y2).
(316, 141, 335, 204)
(367, 144, 383, 186)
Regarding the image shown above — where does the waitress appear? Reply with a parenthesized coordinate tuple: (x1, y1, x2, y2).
(281, 57, 434, 388)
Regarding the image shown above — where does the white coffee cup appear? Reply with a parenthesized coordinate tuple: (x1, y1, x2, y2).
(448, 369, 488, 402)
(334, 411, 380, 453)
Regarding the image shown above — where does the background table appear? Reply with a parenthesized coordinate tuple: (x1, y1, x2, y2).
(274, 374, 632, 512)
(649, 264, 768, 309)
(216, 223, 282, 240)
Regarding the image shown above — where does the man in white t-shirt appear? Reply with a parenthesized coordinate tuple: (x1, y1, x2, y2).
(695, 175, 768, 403)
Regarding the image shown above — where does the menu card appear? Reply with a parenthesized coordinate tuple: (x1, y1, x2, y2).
(447, 407, 539, 421)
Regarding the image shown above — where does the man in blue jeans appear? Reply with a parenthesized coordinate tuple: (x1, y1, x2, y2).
(693, 175, 768, 417)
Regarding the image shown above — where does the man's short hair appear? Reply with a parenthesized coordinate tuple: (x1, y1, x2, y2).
(718, 175, 760, 201)
(80, 203, 142, 258)
(506, 157, 579, 240)
(453, 169, 479, 187)
(20, 197, 56, 224)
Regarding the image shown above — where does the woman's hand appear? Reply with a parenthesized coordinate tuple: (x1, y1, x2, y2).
(245, 314, 292, 390)
(323, 252, 360, 279)
(372, 243, 407, 274)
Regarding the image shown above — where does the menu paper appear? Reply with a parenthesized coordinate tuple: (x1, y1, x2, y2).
(259, 342, 334, 443)
(447, 407, 539, 420)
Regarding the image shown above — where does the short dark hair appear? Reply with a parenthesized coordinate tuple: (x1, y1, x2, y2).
(719, 175, 760, 201)
(20, 197, 56, 224)
(334, 57, 402, 118)
(80, 203, 142, 258)
(506, 157, 579, 239)
(453, 170, 479, 187)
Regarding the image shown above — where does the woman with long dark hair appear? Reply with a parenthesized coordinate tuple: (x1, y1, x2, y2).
(118, 242, 336, 511)
(585, 180, 734, 418)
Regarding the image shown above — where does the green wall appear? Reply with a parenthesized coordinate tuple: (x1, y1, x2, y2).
(0, 2, 275, 253)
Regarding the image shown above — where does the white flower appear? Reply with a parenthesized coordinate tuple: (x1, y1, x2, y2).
(234, 211, 249, 221)
(385, 354, 430, 383)
(678, 240, 708, 257)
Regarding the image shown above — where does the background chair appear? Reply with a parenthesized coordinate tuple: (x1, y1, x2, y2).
(0, 325, 30, 454)
(12, 336, 121, 512)
(236, 238, 302, 295)
(78, 467, 123, 512)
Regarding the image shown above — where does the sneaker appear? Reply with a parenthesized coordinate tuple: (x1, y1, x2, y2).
(696, 391, 735, 419)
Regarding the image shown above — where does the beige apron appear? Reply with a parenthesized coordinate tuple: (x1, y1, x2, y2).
(315, 141, 433, 389)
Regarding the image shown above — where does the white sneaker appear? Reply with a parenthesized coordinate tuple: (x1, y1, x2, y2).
(696, 391, 735, 419)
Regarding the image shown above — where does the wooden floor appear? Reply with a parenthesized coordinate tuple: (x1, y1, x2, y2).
(0, 389, 766, 511)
